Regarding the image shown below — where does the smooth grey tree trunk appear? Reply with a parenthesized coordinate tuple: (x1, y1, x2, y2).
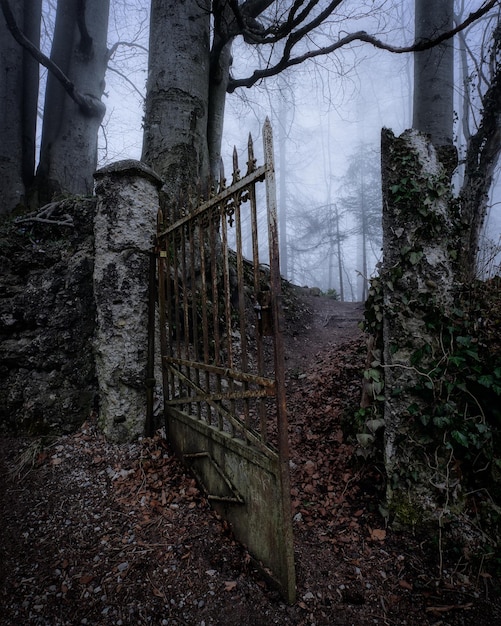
(37, 0, 109, 203)
(142, 0, 211, 210)
(278, 93, 288, 279)
(208, 39, 233, 181)
(413, 0, 454, 149)
(0, 0, 41, 214)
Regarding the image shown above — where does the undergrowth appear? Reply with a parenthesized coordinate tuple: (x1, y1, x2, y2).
(354, 276, 501, 572)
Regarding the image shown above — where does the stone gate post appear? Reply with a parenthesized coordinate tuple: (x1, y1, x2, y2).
(93, 160, 162, 442)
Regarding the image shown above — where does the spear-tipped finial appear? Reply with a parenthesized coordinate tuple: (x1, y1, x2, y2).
(232, 146, 240, 184)
(247, 132, 256, 174)
(219, 157, 226, 192)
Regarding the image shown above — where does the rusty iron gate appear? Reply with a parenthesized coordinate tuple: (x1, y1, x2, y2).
(155, 119, 295, 602)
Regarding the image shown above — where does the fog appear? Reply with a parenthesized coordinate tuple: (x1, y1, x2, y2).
(97, 0, 501, 300)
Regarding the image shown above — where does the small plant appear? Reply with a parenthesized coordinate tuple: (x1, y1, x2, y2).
(324, 288, 339, 300)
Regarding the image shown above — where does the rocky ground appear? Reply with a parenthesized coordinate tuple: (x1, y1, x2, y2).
(1, 294, 500, 625)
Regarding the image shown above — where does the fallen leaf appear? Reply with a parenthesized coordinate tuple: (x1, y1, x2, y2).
(224, 580, 237, 591)
(369, 528, 386, 541)
(79, 574, 94, 585)
(399, 579, 413, 591)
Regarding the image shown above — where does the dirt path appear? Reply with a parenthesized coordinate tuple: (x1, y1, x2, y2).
(1, 293, 500, 625)
(283, 295, 364, 374)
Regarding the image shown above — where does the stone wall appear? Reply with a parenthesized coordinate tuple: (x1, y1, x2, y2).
(0, 199, 97, 435)
(0, 161, 163, 441)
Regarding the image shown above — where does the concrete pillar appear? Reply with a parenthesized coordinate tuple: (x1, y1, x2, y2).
(93, 160, 162, 442)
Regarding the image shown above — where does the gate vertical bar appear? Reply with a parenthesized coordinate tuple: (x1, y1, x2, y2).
(263, 117, 296, 603)
(157, 209, 171, 435)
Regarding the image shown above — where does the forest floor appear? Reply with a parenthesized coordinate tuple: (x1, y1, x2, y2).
(1, 291, 501, 625)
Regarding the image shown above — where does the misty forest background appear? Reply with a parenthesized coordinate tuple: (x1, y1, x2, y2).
(12, 0, 501, 301)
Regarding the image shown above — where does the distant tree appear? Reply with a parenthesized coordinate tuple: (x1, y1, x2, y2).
(288, 201, 348, 294)
(340, 143, 382, 301)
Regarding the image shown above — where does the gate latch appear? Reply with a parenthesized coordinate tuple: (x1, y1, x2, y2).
(254, 289, 273, 336)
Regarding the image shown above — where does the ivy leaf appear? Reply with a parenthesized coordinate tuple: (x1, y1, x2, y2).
(364, 368, 381, 382)
(366, 419, 385, 434)
(409, 251, 423, 265)
(357, 433, 375, 448)
(451, 430, 469, 448)
(478, 374, 493, 388)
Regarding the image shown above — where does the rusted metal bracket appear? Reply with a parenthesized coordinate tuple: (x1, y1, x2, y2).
(183, 452, 245, 504)
(254, 289, 273, 335)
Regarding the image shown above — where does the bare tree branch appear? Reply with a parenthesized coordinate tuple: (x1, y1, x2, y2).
(106, 65, 145, 101)
(228, 0, 499, 92)
(106, 40, 149, 62)
(0, 0, 105, 118)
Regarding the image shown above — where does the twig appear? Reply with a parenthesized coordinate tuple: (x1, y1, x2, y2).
(425, 602, 473, 613)
(15, 201, 74, 227)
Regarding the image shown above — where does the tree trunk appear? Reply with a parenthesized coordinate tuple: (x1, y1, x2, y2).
(0, 0, 41, 214)
(458, 22, 501, 280)
(142, 0, 211, 212)
(208, 39, 232, 181)
(278, 94, 288, 279)
(413, 0, 454, 151)
(380, 128, 456, 522)
(36, 0, 109, 203)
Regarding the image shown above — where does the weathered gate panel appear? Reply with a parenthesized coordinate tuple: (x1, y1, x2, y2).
(156, 119, 295, 603)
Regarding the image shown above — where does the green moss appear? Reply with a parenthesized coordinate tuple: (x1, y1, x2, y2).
(389, 492, 425, 529)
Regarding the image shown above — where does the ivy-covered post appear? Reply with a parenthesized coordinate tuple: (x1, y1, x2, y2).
(93, 160, 162, 443)
(379, 128, 457, 522)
